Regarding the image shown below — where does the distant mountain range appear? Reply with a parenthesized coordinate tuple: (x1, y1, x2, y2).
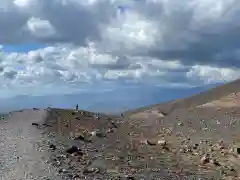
(0, 83, 222, 113)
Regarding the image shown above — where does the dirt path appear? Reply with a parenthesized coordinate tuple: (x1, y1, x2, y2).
(0, 110, 61, 180)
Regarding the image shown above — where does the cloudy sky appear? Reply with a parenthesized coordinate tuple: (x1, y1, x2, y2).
(0, 0, 240, 108)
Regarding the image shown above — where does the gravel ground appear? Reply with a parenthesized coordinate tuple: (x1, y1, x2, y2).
(2, 106, 240, 180)
(0, 109, 62, 180)
(124, 106, 240, 179)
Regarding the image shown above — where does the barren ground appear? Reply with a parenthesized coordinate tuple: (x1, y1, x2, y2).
(1, 79, 240, 179)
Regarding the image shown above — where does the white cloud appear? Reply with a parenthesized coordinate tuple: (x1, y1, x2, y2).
(13, 0, 37, 9)
(0, 43, 238, 97)
(187, 65, 240, 84)
(25, 17, 57, 38)
(101, 10, 158, 52)
(0, 0, 240, 97)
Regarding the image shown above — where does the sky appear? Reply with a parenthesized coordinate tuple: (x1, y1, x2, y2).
(0, 0, 240, 111)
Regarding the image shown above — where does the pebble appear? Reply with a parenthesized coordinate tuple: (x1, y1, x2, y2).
(146, 139, 158, 146)
(210, 159, 221, 166)
(66, 146, 81, 154)
(236, 147, 240, 154)
(49, 144, 56, 151)
(193, 143, 199, 149)
(157, 139, 167, 146)
(96, 131, 106, 138)
(178, 122, 183, 126)
(200, 154, 210, 164)
(124, 175, 136, 180)
(83, 167, 100, 175)
(58, 168, 67, 173)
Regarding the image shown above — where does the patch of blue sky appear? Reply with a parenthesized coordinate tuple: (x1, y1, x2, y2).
(16, 65, 26, 71)
(117, 5, 128, 13)
(1, 43, 46, 53)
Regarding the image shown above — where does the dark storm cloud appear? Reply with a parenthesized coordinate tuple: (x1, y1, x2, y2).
(1, 0, 240, 70)
(147, 30, 240, 68)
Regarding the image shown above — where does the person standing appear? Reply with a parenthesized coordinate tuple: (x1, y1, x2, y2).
(76, 104, 79, 111)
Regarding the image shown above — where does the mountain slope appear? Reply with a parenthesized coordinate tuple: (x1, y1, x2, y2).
(171, 78, 240, 109)
(127, 78, 240, 115)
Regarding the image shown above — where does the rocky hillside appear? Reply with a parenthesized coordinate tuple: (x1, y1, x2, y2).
(16, 79, 240, 180)
(127, 78, 240, 117)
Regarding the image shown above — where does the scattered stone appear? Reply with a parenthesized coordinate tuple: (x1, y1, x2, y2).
(18, 106, 240, 179)
(124, 175, 136, 180)
(58, 168, 67, 173)
(236, 147, 240, 154)
(32, 122, 39, 127)
(163, 127, 172, 135)
(193, 143, 199, 149)
(32, 123, 40, 128)
(56, 154, 67, 159)
(146, 139, 157, 146)
(83, 167, 100, 175)
(111, 121, 118, 128)
(179, 148, 186, 153)
(200, 154, 210, 164)
(185, 146, 193, 153)
(96, 131, 106, 138)
(178, 122, 183, 126)
(66, 174, 74, 179)
(213, 141, 225, 151)
(210, 159, 221, 166)
(90, 131, 97, 136)
(49, 144, 56, 151)
(226, 167, 237, 177)
(74, 134, 92, 143)
(74, 134, 85, 140)
(176, 132, 182, 137)
(42, 123, 52, 127)
(66, 146, 81, 154)
(107, 128, 114, 133)
(161, 111, 168, 116)
(73, 150, 84, 157)
(76, 117, 81, 120)
(157, 139, 167, 146)
(73, 174, 80, 179)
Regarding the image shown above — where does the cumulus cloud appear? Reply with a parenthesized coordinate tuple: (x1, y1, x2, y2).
(0, 0, 240, 96)
(0, 44, 186, 85)
(25, 17, 57, 39)
(1, 44, 238, 94)
(187, 65, 240, 84)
